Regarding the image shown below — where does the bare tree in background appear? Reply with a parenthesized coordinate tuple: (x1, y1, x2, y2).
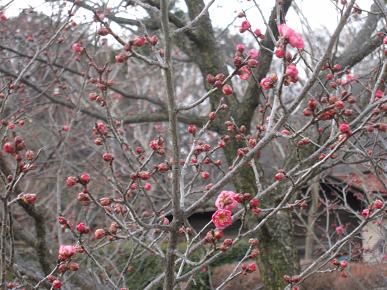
(0, 0, 386, 289)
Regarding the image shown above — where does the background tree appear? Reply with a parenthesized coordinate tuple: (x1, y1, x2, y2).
(0, 0, 386, 289)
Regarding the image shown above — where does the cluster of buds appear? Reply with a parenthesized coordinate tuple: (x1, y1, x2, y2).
(89, 77, 113, 92)
(254, 28, 265, 40)
(285, 64, 299, 85)
(2, 137, 23, 154)
(206, 73, 233, 96)
(204, 229, 223, 244)
(109, 222, 119, 235)
(133, 170, 151, 181)
(178, 226, 193, 236)
(149, 137, 165, 155)
(249, 198, 261, 216)
(123, 35, 158, 52)
(361, 199, 385, 219)
(155, 162, 170, 173)
(58, 216, 71, 231)
(193, 141, 212, 155)
(278, 24, 304, 49)
(66, 173, 90, 187)
(77, 189, 91, 206)
(241, 262, 257, 274)
(88, 92, 106, 107)
(219, 238, 233, 252)
(233, 44, 259, 80)
(58, 261, 80, 274)
(248, 238, 260, 258)
(332, 258, 348, 270)
(297, 137, 311, 147)
(232, 192, 253, 204)
(2, 136, 37, 173)
(94, 121, 108, 136)
(20, 193, 37, 205)
(303, 98, 318, 117)
(304, 92, 358, 127)
(105, 202, 128, 216)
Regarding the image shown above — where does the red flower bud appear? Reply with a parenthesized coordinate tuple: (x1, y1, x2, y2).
(79, 173, 90, 184)
(3, 142, 13, 154)
(66, 176, 77, 187)
(52, 279, 62, 289)
(339, 123, 350, 133)
(222, 84, 233, 96)
(373, 199, 384, 209)
(94, 228, 105, 239)
(102, 152, 113, 162)
(76, 223, 89, 234)
(274, 171, 285, 181)
(21, 193, 37, 205)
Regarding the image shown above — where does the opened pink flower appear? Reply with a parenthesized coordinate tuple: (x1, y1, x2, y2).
(58, 245, 76, 260)
(212, 209, 233, 229)
(278, 24, 304, 49)
(215, 190, 238, 211)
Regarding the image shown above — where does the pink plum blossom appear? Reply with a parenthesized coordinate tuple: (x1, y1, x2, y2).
(215, 191, 238, 211)
(212, 209, 233, 229)
(278, 24, 304, 49)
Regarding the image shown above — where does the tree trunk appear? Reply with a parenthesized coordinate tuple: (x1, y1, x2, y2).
(304, 180, 320, 262)
(224, 139, 300, 290)
(258, 213, 300, 290)
(180, 1, 300, 288)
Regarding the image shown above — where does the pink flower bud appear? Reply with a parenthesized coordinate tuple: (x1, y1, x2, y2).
(339, 123, 350, 133)
(240, 20, 251, 33)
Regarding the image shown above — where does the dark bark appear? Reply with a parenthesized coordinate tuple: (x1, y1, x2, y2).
(239, 0, 292, 129)
(257, 213, 300, 290)
(0, 157, 51, 276)
(182, 1, 301, 290)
